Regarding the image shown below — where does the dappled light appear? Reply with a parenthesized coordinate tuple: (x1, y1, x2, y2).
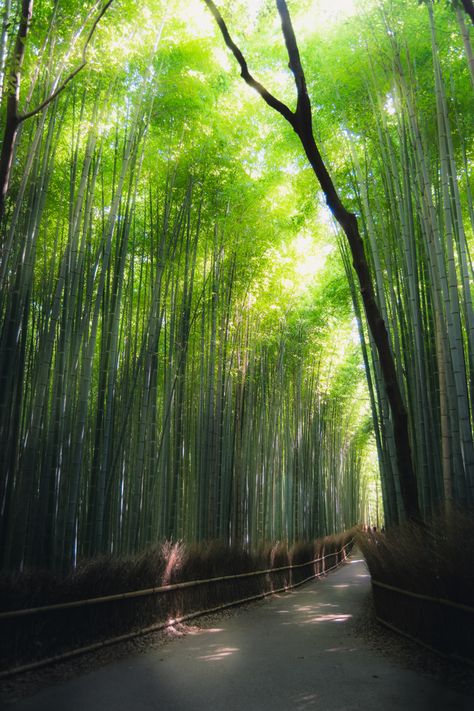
(161, 542, 186, 586)
(290, 598, 354, 626)
(165, 620, 190, 638)
(294, 692, 319, 710)
(187, 627, 224, 636)
(303, 613, 353, 624)
(197, 646, 240, 662)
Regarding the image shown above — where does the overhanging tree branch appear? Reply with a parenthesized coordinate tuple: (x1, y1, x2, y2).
(19, 0, 114, 124)
(204, 0, 294, 124)
(0, 0, 32, 220)
(204, 0, 421, 521)
(19, 62, 86, 123)
(0, 0, 113, 223)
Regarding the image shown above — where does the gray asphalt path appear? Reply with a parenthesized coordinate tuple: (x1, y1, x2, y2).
(4, 552, 473, 711)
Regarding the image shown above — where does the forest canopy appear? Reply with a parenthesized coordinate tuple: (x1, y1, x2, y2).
(0, 0, 472, 571)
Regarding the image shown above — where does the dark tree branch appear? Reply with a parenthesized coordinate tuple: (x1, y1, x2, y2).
(275, 0, 310, 115)
(203, 0, 295, 125)
(19, 0, 114, 123)
(0, 0, 32, 219)
(0, 0, 113, 226)
(275, 0, 346, 216)
(204, 0, 421, 521)
(19, 62, 86, 123)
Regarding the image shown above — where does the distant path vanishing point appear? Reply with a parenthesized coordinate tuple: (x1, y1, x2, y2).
(3, 550, 473, 711)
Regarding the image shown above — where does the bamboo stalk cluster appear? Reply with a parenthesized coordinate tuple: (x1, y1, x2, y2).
(342, 2, 474, 524)
(0, 4, 366, 571)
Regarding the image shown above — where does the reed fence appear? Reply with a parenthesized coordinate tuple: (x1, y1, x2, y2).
(0, 539, 354, 677)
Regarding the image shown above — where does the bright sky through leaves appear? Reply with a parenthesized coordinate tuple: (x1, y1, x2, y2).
(311, 0, 357, 24)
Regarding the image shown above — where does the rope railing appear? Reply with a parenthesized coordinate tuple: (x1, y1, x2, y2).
(0, 539, 354, 621)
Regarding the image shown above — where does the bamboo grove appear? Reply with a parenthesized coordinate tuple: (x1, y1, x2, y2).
(0, 0, 371, 571)
(0, 0, 472, 571)
(336, 0, 474, 524)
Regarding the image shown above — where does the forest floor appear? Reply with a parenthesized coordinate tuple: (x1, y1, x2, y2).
(1, 549, 473, 710)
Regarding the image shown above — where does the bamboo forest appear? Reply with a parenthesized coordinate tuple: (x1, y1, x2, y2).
(0, 0, 473, 574)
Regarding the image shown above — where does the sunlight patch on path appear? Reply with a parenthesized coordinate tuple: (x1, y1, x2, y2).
(304, 613, 353, 624)
(197, 646, 239, 663)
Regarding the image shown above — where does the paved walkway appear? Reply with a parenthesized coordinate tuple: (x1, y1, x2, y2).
(4, 552, 473, 710)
